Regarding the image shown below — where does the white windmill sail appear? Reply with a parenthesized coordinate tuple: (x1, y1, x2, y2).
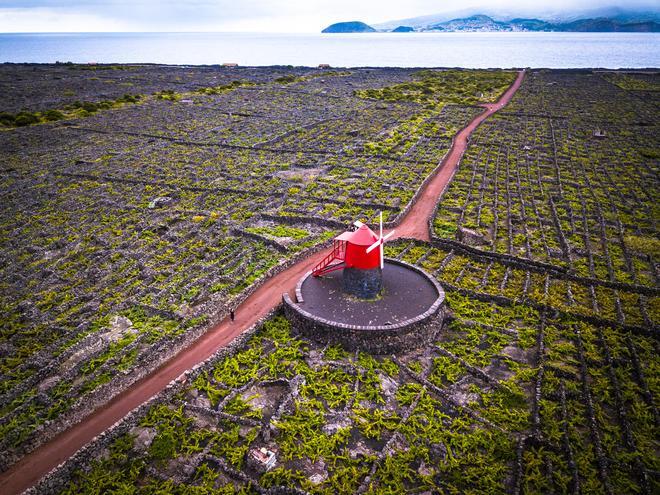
(365, 211, 394, 269)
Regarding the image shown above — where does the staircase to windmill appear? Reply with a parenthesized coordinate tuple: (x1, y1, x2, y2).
(312, 240, 346, 276)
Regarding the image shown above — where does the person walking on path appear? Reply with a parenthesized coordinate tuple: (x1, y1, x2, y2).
(230, 308, 235, 322)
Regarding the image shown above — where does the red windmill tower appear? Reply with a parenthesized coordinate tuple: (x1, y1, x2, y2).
(312, 212, 394, 299)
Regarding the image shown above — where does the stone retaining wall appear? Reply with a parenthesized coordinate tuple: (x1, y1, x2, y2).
(232, 228, 288, 252)
(429, 236, 659, 296)
(27, 308, 281, 495)
(442, 281, 653, 337)
(283, 259, 446, 355)
(384, 137, 456, 230)
(1, 237, 335, 474)
(259, 213, 346, 230)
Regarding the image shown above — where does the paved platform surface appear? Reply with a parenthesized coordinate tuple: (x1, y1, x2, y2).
(299, 262, 439, 326)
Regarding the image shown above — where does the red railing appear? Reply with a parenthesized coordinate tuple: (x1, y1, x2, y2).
(312, 240, 346, 276)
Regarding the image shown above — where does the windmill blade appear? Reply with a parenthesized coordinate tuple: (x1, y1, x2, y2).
(382, 231, 395, 241)
(380, 240, 385, 269)
(353, 220, 364, 229)
(366, 239, 381, 254)
(379, 211, 383, 238)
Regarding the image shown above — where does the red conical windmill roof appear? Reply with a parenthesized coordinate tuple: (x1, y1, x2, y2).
(335, 224, 378, 246)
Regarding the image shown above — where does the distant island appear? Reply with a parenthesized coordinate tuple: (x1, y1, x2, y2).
(322, 21, 376, 33)
(322, 9, 660, 33)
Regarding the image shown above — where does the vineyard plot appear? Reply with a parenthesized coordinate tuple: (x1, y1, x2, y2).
(0, 65, 514, 467)
(433, 70, 659, 289)
(48, 281, 657, 494)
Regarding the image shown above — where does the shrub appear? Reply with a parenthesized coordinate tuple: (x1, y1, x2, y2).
(42, 109, 65, 121)
(639, 148, 659, 159)
(149, 428, 178, 460)
(154, 90, 180, 101)
(117, 93, 141, 103)
(81, 101, 99, 113)
(0, 112, 15, 126)
(275, 75, 300, 84)
(624, 234, 660, 257)
(14, 112, 39, 126)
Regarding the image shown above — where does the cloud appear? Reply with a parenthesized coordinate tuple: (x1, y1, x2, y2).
(0, 1, 291, 31)
(0, 8, 131, 31)
(0, 0, 658, 32)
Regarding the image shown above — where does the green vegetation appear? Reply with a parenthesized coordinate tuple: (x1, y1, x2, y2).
(355, 70, 510, 160)
(2, 66, 657, 495)
(433, 70, 660, 289)
(195, 79, 256, 95)
(0, 93, 143, 128)
(355, 69, 516, 107)
(152, 79, 257, 101)
(246, 225, 309, 240)
(60, 310, 537, 493)
(60, 263, 659, 494)
(154, 89, 181, 101)
(604, 72, 660, 91)
(274, 71, 350, 85)
(388, 238, 655, 327)
(275, 74, 302, 84)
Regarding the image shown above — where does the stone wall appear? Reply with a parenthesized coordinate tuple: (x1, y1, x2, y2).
(259, 213, 346, 230)
(384, 141, 454, 230)
(26, 308, 281, 495)
(2, 237, 335, 474)
(429, 236, 659, 296)
(283, 259, 446, 355)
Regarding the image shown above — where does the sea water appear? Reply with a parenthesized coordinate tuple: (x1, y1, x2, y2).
(1, 32, 658, 68)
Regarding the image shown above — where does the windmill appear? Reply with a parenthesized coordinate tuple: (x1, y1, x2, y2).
(365, 211, 394, 269)
(311, 212, 394, 299)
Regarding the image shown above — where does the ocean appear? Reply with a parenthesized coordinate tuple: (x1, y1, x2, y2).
(1, 32, 658, 68)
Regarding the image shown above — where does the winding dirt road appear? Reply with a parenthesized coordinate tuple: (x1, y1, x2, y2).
(394, 71, 525, 240)
(0, 69, 524, 495)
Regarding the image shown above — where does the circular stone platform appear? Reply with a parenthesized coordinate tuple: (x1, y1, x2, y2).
(282, 258, 445, 354)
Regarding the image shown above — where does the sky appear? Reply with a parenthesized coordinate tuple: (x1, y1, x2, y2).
(0, 0, 657, 33)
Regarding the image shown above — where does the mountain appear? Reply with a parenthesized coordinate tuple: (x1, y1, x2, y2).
(539, 6, 660, 24)
(370, 7, 660, 32)
(391, 26, 415, 33)
(508, 18, 550, 31)
(418, 14, 660, 32)
(555, 18, 660, 32)
(373, 9, 479, 30)
(429, 15, 510, 32)
(322, 21, 376, 33)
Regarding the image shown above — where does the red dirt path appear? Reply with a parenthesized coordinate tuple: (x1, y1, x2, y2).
(0, 70, 524, 495)
(393, 70, 525, 241)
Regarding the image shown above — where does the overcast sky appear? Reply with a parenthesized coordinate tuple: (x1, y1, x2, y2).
(0, 0, 657, 32)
